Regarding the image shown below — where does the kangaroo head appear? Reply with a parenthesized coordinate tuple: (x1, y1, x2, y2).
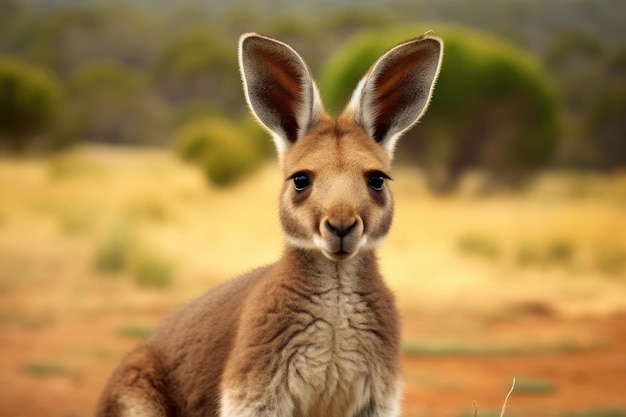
(239, 33, 442, 262)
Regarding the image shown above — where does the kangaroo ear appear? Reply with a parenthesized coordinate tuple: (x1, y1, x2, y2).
(239, 33, 324, 158)
(344, 35, 443, 159)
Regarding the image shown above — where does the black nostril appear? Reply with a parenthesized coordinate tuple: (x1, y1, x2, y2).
(325, 219, 357, 238)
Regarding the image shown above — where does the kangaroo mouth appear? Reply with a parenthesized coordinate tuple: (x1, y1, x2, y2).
(328, 248, 352, 261)
(322, 248, 354, 262)
(316, 234, 368, 262)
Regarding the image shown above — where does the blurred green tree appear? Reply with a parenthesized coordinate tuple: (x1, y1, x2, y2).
(0, 57, 62, 152)
(321, 25, 561, 191)
(5, 6, 160, 75)
(152, 29, 240, 113)
(65, 60, 168, 145)
(545, 29, 603, 115)
(546, 31, 626, 169)
(0, 0, 22, 49)
(585, 73, 626, 169)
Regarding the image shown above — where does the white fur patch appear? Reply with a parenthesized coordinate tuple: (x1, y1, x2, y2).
(220, 262, 401, 417)
(119, 391, 165, 417)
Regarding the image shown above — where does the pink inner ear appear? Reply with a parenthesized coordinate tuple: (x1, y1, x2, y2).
(249, 45, 304, 143)
(369, 40, 440, 143)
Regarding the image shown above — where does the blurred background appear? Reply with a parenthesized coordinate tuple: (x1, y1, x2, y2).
(0, 0, 625, 416)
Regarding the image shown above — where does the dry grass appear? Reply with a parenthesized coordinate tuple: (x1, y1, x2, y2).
(0, 146, 625, 322)
(1, 146, 625, 417)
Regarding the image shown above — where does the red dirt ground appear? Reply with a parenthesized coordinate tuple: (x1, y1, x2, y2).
(0, 308, 624, 417)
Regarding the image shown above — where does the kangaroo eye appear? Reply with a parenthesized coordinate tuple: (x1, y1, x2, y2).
(368, 173, 386, 191)
(293, 174, 312, 191)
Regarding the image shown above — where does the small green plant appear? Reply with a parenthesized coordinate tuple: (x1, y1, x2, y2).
(0, 57, 62, 152)
(93, 347, 115, 359)
(565, 410, 626, 417)
(457, 233, 500, 260)
(117, 323, 155, 338)
(515, 243, 542, 266)
(172, 116, 266, 187)
(58, 205, 93, 234)
(458, 410, 511, 417)
(128, 198, 169, 222)
(514, 377, 556, 394)
(515, 240, 577, 268)
(545, 240, 575, 264)
(48, 155, 105, 180)
(132, 252, 174, 289)
(94, 228, 132, 274)
(595, 247, 626, 276)
(23, 361, 66, 376)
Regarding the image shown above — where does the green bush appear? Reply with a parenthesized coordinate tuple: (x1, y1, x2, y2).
(172, 116, 268, 187)
(132, 252, 174, 289)
(116, 323, 155, 338)
(93, 226, 133, 274)
(566, 411, 626, 417)
(23, 361, 66, 376)
(320, 25, 561, 191)
(0, 57, 62, 151)
(585, 82, 626, 169)
(514, 377, 557, 394)
(457, 233, 500, 260)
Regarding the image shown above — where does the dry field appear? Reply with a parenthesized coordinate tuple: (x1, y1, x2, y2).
(0, 145, 625, 417)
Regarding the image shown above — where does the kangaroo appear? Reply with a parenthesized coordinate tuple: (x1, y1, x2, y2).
(96, 32, 442, 417)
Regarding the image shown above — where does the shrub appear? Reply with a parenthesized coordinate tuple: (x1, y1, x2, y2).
(457, 233, 500, 260)
(585, 82, 626, 169)
(595, 246, 626, 276)
(94, 228, 132, 274)
(0, 57, 62, 152)
(566, 411, 626, 417)
(514, 377, 557, 394)
(132, 252, 174, 289)
(117, 323, 154, 338)
(172, 116, 268, 187)
(23, 361, 66, 376)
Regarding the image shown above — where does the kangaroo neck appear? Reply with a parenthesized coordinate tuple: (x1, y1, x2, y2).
(278, 245, 379, 292)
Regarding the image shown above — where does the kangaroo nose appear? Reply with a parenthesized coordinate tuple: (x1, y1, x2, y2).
(325, 218, 357, 238)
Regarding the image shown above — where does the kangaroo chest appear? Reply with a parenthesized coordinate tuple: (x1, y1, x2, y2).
(279, 285, 385, 416)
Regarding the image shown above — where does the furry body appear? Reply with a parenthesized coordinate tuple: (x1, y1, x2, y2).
(96, 32, 442, 417)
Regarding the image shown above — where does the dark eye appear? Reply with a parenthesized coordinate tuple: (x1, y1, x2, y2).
(293, 174, 312, 191)
(368, 173, 386, 191)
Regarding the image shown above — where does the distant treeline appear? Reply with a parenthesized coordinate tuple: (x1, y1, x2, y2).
(0, 0, 624, 189)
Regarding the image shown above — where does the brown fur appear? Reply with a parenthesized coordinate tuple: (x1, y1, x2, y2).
(96, 32, 442, 417)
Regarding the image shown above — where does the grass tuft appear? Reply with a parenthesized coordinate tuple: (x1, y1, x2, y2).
(127, 198, 169, 222)
(515, 240, 577, 268)
(459, 410, 512, 417)
(545, 240, 575, 264)
(515, 243, 542, 266)
(565, 410, 626, 417)
(117, 323, 154, 339)
(457, 233, 500, 260)
(23, 361, 66, 376)
(58, 205, 93, 234)
(513, 377, 556, 394)
(132, 252, 174, 289)
(595, 247, 626, 277)
(93, 228, 132, 274)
